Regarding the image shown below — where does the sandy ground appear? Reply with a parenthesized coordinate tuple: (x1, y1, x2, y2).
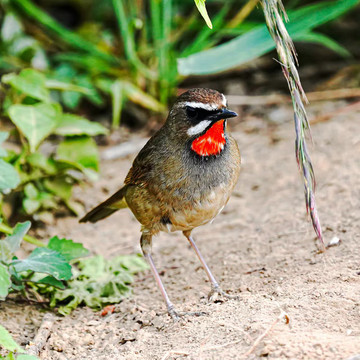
(1, 102, 359, 359)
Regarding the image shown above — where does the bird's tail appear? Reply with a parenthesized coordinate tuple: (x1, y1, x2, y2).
(79, 186, 128, 223)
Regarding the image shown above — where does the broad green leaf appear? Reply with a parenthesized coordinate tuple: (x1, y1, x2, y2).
(0, 132, 9, 157)
(56, 136, 99, 171)
(194, 0, 212, 29)
(54, 114, 108, 137)
(77, 76, 104, 106)
(0, 264, 11, 300)
(26, 153, 57, 175)
(2, 69, 49, 101)
(16, 355, 40, 360)
(24, 183, 38, 199)
(1, 13, 23, 42)
(36, 275, 65, 289)
(12, 248, 72, 281)
(0, 325, 24, 353)
(0, 159, 20, 193)
(43, 177, 72, 201)
(23, 198, 41, 214)
(112, 254, 149, 273)
(62, 90, 81, 109)
(48, 236, 89, 262)
(2, 221, 31, 254)
(178, 0, 359, 75)
(8, 103, 61, 152)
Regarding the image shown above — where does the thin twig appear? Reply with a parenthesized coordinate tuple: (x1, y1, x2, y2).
(202, 338, 244, 352)
(242, 311, 289, 358)
(311, 100, 360, 125)
(161, 350, 190, 360)
(26, 313, 56, 356)
(227, 88, 360, 106)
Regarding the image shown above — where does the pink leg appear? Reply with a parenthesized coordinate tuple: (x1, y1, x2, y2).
(183, 230, 238, 300)
(141, 233, 206, 320)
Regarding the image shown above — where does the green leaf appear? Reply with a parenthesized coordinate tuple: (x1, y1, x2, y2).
(16, 355, 40, 360)
(36, 275, 65, 289)
(24, 183, 38, 199)
(0, 325, 24, 353)
(178, 0, 359, 75)
(294, 31, 352, 58)
(43, 177, 72, 201)
(56, 136, 99, 172)
(48, 236, 89, 262)
(0, 159, 20, 193)
(54, 114, 108, 137)
(110, 80, 124, 129)
(1, 13, 23, 42)
(2, 221, 31, 254)
(0, 132, 9, 157)
(49, 254, 147, 315)
(23, 199, 41, 215)
(0, 264, 11, 300)
(26, 153, 57, 175)
(8, 103, 61, 152)
(124, 82, 165, 113)
(12, 248, 72, 281)
(44, 79, 92, 94)
(2, 69, 49, 102)
(194, 0, 213, 29)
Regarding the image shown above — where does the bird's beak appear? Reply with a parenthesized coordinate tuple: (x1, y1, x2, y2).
(209, 108, 238, 122)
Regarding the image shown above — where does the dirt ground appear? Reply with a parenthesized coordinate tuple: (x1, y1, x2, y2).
(1, 100, 359, 359)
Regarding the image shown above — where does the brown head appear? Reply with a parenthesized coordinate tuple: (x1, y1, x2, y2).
(165, 88, 238, 157)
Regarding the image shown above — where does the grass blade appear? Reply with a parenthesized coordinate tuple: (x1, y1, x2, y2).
(10, 0, 117, 64)
(194, 0, 213, 29)
(262, 0, 325, 248)
(178, 0, 359, 75)
(295, 31, 352, 58)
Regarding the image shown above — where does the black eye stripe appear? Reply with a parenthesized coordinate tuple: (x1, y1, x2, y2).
(186, 106, 221, 124)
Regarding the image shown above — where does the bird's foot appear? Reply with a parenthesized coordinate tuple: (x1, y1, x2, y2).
(208, 284, 240, 302)
(167, 304, 207, 321)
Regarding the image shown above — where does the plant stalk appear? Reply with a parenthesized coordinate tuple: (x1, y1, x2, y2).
(0, 223, 45, 247)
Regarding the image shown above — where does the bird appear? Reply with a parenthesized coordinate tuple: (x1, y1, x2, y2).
(80, 88, 241, 320)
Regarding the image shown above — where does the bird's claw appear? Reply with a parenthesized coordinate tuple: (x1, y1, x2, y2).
(208, 284, 240, 302)
(168, 305, 207, 321)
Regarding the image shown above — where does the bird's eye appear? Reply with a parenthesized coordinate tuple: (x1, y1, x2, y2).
(186, 106, 198, 119)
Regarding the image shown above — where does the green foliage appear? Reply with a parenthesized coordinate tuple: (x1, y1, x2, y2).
(194, 0, 213, 29)
(46, 254, 148, 315)
(0, 219, 148, 316)
(178, 0, 358, 75)
(1, 68, 108, 219)
(12, 248, 72, 281)
(0, 325, 25, 354)
(0, 133, 20, 193)
(0, 0, 356, 224)
(0, 324, 39, 359)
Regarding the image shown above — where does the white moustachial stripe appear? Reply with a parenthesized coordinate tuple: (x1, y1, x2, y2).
(187, 120, 212, 136)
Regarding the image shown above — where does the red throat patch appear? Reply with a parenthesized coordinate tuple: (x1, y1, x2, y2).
(191, 120, 226, 156)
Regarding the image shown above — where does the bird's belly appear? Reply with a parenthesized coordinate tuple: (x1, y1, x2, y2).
(167, 185, 229, 232)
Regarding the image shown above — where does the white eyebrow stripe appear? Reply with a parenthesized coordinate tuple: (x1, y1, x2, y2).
(221, 93, 227, 106)
(187, 120, 212, 136)
(181, 101, 219, 111)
